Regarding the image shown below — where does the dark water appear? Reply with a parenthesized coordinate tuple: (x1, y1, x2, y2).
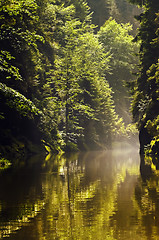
(0, 145, 159, 240)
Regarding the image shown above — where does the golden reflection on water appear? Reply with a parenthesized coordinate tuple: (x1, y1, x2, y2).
(1, 147, 159, 239)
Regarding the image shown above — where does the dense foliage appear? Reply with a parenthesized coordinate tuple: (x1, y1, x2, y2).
(128, 0, 159, 160)
(0, 0, 116, 157)
(0, 0, 138, 160)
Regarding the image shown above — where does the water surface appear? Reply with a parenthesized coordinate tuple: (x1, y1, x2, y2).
(0, 145, 159, 239)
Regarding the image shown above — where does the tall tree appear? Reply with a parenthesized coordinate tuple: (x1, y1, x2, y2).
(51, 3, 121, 150)
(98, 18, 139, 123)
(128, 0, 159, 158)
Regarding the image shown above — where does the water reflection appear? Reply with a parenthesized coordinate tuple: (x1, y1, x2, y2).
(135, 158, 159, 240)
(1, 147, 159, 239)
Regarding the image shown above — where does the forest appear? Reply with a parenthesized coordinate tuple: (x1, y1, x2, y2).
(0, 0, 159, 167)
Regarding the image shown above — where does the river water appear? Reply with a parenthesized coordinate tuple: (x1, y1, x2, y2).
(0, 144, 159, 240)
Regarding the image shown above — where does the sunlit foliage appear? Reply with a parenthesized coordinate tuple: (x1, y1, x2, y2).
(0, 0, 130, 157)
(98, 18, 139, 123)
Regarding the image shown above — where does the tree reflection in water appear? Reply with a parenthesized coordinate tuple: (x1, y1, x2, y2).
(134, 155, 159, 240)
(1, 147, 159, 240)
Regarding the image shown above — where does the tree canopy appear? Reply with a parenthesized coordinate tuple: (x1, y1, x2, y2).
(0, 0, 137, 159)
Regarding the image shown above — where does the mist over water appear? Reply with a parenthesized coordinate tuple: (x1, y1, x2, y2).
(0, 143, 159, 240)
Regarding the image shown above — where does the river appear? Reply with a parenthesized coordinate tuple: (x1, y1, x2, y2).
(0, 143, 159, 240)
